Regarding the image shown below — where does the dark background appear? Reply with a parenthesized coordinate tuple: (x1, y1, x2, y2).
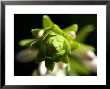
(14, 14, 97, 76)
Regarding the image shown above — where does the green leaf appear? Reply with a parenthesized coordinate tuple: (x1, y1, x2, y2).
(19, 39, 35, 47)
(69, 57, 91, 75)
(43, 15, 54, 29)
(76, 25, 95, 43)
(63, 24, 78, 32)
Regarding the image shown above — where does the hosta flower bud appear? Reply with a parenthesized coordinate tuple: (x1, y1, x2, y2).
(43, 34, 71, 62)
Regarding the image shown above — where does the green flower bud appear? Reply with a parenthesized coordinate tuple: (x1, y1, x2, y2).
(43, 33, 71, 62)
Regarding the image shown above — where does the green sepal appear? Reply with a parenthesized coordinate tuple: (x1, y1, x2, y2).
(63, 38, 71, 54)
(19, 39, 36, 47)
(63, 31, 74, 41)
(42, 27, 55, 41)
(43, 15, 54, 29)
(76, 25, 95, 43)
(52, 24, 64, 35)
(70, 40, 80, 51)
(63, 24, 78, 32)
(52, 24, 73, 40)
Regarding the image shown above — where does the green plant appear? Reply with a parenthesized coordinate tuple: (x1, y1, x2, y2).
(17, 15, 97, 76)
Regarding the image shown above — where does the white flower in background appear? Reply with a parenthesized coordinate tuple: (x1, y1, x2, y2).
(82, 51, 97, 72)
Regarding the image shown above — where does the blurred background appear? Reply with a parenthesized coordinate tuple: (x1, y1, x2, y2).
(14, 14, 97, 76)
